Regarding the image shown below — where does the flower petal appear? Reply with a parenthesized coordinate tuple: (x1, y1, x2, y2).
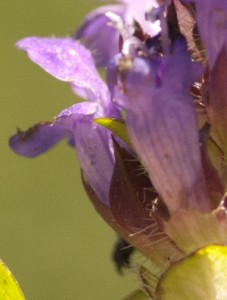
(9, 121, 71, 158)
(16, 37, 110, 107)
(57, 102, 115, 206)
(76, 5, 123, 67)
(114, 39, 209, 214)
(10, 101, 115, 206)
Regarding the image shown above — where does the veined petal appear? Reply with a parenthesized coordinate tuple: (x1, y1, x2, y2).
(57, 102, 115, 206)
(9, 121, 71, 158)
(76, 5, 123, 67)
(16, 37, 110, 108)
(115, 39, 210, 214)
(10, 101, 115, 206)
(15, 36, 120, 204)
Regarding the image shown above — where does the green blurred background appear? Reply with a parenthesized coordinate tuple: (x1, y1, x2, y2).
(0, 1, 135, 299)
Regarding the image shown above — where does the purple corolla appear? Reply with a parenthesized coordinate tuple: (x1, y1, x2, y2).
(76, 0, 161, 67)
(110, 37, 211, 215)
(10, 37, 119, 207)
(10, 35, 175, 265)
(10, 0, 227, 298)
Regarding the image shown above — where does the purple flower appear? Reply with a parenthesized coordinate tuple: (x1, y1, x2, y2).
(10, 1, 227, 298)
(10, 33, 182, 270)
(76, 0, 161, 67)
(10, 37, 119, 206)
(109, 37, 211, 215)
(75, 4, 123, 67)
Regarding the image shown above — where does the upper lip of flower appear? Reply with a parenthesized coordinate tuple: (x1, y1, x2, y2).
(75, 0, 161, 67)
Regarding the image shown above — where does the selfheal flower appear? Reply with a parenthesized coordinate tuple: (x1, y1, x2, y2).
(108, 31, 227, 247)
(10, 37, 119, 206)
(105, 1, 227, 296)
(10, 1, 227, 298)
(75, 0, 161, 67)
(10, 36, 179, 266)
